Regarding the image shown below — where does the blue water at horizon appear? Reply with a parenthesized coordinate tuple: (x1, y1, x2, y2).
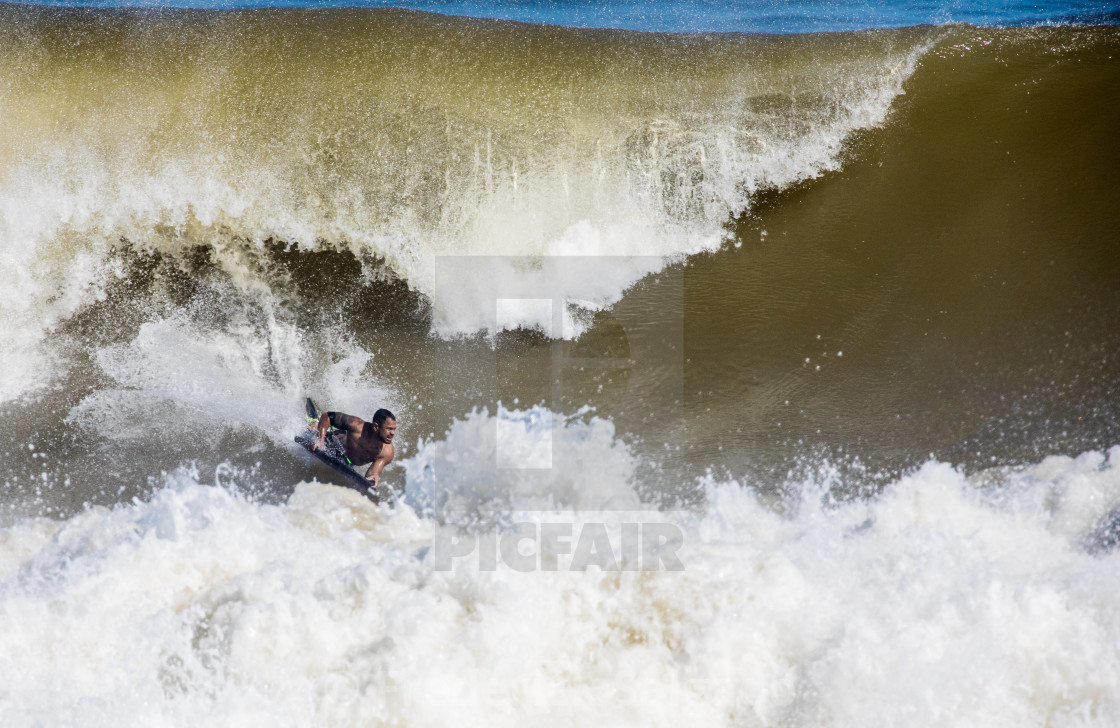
(4, 0, 1119, 33)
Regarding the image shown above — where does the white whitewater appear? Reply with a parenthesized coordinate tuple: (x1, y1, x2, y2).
(1, 409, 1118, 726)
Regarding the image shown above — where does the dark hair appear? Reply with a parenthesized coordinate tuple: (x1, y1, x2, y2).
(372, 408, 396, 425)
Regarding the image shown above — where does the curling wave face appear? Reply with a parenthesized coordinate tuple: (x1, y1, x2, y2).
(0, 10, 1117, 510)
(0, 6, 934, 397)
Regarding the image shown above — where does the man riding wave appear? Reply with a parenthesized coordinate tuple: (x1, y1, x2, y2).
(311, 408, 397, 489)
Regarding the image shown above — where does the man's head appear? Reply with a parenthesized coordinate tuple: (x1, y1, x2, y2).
(372, 408, 397, 444)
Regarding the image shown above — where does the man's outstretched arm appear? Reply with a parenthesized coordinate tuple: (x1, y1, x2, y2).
(364, 443, 395, 489)
(313, 411, 362, 451)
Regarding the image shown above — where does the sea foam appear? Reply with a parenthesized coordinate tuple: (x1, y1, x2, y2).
(2, 405, 1118, 726)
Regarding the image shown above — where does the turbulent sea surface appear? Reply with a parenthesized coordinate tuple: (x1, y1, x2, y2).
(1, 3, 1119, 725)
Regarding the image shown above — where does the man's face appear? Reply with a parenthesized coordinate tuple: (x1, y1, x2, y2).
(374, 418, 397, 444)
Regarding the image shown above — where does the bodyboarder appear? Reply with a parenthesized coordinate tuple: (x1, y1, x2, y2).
(311, 408, 397, 489)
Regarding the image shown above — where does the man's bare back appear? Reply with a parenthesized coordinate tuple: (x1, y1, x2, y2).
(312, 408, 397, 489)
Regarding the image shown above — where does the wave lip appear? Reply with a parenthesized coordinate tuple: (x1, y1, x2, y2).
(0, 8, 937, 398)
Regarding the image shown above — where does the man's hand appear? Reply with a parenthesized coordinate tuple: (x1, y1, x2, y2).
(364, 442, 393, 491)
(313, 412, 332, 453)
